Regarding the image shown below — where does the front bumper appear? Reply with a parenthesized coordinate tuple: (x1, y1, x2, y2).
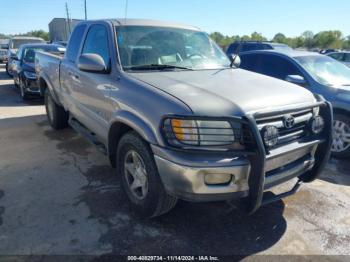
(153, 100, 333, 213)
(23, 78, 40, 94)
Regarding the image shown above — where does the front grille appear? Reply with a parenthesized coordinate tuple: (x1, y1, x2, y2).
(255, 108, 315, 148)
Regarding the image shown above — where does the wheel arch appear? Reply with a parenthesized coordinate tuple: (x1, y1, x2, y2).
(38, 73, 61, 105)
(107, 111, 158, 167)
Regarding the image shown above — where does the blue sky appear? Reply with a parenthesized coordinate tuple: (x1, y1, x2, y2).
(1, 0, 349, 39)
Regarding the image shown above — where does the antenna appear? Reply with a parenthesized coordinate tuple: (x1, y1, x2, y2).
(65, 2, 72, 34)
(124, 0, 129, 24)
(84, 0, 87, 20)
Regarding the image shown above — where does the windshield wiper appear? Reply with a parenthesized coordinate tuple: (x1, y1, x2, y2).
(126, 64, 193, 71)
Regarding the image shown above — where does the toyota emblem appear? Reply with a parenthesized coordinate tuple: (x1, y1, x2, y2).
(283, 115, 295, 129)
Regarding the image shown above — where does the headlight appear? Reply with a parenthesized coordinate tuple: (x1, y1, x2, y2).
(309, 115, 325, 134)
(163, 118, 240, 147)
(261, 125, 279, 148)
(24, 71, 37, 79)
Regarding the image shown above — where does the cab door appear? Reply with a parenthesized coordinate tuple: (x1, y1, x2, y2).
(73, 23, 115, 142)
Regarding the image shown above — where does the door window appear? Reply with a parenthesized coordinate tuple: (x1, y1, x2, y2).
(257, 54, 302, 80)
(343, 53, 350, 62)
(328, 52, 344, 61)
(66, 24, 87, 62)
(82, 24, 110, 66)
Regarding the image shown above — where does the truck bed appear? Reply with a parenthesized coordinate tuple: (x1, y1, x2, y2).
(35, 51, 63, 95)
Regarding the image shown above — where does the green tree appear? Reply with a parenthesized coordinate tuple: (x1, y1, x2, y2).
(273, 33, 287, 44)
(313, 30, 343, 49)
(301, 31, 314, 49)
(250, 32, 267, 41)
(23, 30, 49, 41)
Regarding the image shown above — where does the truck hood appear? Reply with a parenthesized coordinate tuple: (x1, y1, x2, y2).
(131, 68, 316, 116)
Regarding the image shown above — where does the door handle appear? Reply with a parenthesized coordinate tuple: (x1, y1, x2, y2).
(68, 71, 80, 80)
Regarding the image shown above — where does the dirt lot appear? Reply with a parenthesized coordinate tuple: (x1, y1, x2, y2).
(0, 63, 349, 258)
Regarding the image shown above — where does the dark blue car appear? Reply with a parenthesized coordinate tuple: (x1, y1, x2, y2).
(12, 43, 65, 100)
(226, 41, 292, 56)
(239, 50, 350, 158)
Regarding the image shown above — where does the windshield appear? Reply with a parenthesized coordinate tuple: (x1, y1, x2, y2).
(295, 55, 350, 86)
(23, 46, 64, 63)
(116, 26, 230, 71)
(11, 39, 45, 49)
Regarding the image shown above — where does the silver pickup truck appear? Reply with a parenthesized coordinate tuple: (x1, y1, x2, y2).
(36, 19, 333, 217)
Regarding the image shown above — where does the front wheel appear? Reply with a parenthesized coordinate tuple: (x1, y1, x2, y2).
(332, 114, 350, 158)
(117, 132, 177, 218)
(5, 62, 13, 77)
(19, 79, 29, 100)
(45, 89, 69, 130)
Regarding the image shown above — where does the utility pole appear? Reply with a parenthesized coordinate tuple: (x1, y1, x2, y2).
(65, 2, 72, 35)
(84, 0, 87, 20)
(124, 0, 128, 23)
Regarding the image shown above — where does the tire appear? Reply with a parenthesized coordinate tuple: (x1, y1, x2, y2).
(117, 131, 177, 218)
(332, 114, 350, 158)
(44, 89, 69, 130)
(19, 79, 29, 100)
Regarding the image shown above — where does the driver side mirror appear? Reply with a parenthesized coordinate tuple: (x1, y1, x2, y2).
(229, 54, 241, 68)
(285, 75, 307, 86)
(78, 53, 108, 73)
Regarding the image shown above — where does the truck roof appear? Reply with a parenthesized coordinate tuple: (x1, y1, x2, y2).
(82, 18, 201, 31)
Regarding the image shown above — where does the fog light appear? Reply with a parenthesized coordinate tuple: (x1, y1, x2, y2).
(205, 174, 232, 185)
(310, 115, 325, 134)
(261, 125, 279, 148)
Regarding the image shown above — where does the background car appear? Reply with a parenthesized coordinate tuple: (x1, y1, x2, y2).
(327, 51, 350, 67)
(320, 49, 338, 54)
(0, 44, 9, 63)
(6, 36, 46, 76)
(226, 41, 292, 56)
(52, 41, 67, 47)
(12, 43, 65, 100)
(239, 50, 350, 157)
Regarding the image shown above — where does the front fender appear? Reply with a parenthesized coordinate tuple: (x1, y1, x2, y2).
(109, 110, 158, 145)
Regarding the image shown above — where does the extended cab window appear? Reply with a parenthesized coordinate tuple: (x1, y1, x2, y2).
(66, 24, 87, 62)
(82, 24, 110, 66)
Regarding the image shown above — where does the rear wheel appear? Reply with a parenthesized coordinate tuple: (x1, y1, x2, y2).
(332, 114, 350, 158)
(117, 132, 177, 218)
(45, 89, 69, 130)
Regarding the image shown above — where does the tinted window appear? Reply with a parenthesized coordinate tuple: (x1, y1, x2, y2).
(22, 45, 65, 63)
(328, 53, 344, 61)
(66, 24, 87, 62)
(240, 54, 260, 71)
(82, 24, 110, 66)
(258, 55, 301, 80)
(227, 43, 239, 54)
(241, 44, 259, 52)
(344, 53, 350, 62)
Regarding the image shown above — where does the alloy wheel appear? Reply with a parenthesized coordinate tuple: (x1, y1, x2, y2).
(124, 150, 149, 200)
(332, 120, 350, 153)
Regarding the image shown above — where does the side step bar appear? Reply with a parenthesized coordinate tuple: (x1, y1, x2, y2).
(69, 118, 107, 155)
(261, 180, 302, 206)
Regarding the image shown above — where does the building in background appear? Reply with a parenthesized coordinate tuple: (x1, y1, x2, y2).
(49, 18, 82, 42)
